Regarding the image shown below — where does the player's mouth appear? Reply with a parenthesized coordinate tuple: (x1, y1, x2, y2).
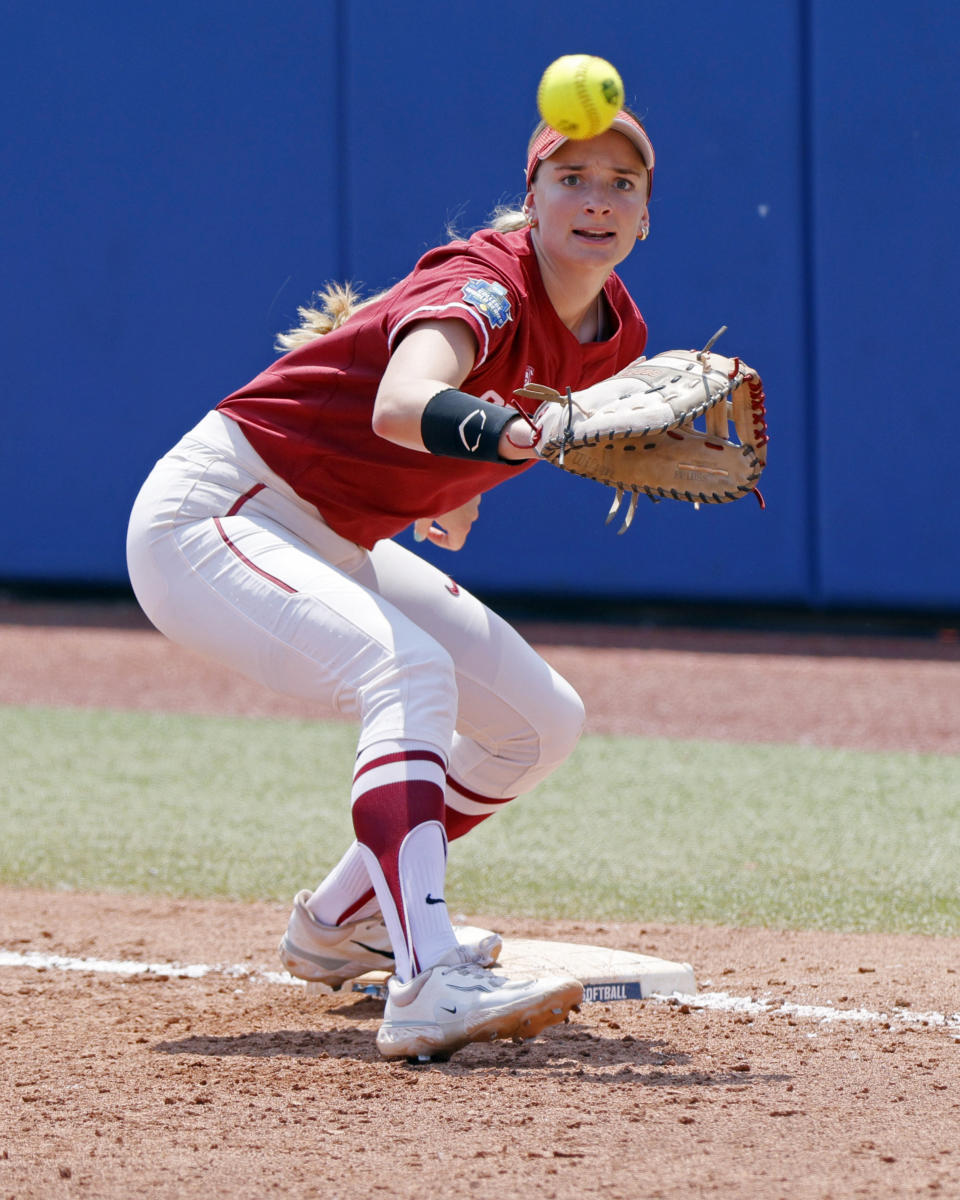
(573, 228, 616, 242)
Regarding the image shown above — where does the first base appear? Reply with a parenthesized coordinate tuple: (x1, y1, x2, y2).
(343, 937, 695, 1004)
(496, 938, 695, 1003)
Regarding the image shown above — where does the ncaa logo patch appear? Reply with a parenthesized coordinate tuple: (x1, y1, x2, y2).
(461, 279, 512, 329)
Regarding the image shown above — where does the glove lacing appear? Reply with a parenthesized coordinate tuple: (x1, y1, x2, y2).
(507, 387, 582, 465)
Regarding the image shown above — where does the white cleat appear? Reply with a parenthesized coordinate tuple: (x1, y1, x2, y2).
(376, 950, 584, 1062)
(278, 890, 502, 989)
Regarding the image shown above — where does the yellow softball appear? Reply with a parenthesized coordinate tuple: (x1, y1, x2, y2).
(537, 55, 625, 140)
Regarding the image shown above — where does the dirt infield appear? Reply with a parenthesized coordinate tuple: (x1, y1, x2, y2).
(2, 600, 960, 1198)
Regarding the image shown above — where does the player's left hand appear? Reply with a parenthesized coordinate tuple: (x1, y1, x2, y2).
(513, 337, 768, 527)
(413, 495, 481, 551)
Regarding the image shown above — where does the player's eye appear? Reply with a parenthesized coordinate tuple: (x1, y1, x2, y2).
(559, 173, 582, 187)
(612, 177, 635, 191)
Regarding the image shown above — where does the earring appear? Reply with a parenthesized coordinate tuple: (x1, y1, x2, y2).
(523, 208, 538, 228)
(637, 224, 649, 242)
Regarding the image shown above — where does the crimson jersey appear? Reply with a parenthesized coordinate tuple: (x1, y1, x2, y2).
(218, 228, 647, 549)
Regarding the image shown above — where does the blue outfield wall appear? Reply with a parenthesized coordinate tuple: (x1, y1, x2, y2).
(1, 1, 957, 612)
(809, 5, 960, 609)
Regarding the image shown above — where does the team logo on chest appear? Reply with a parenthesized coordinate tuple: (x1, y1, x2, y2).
(461, 279, 512, 329)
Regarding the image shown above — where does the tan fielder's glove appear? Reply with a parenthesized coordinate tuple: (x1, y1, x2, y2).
(513, 332, 769, 532)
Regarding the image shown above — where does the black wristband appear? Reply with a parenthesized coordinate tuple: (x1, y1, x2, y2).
(420, 389, 517, 462)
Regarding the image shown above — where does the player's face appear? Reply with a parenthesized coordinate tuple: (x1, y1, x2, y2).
(526, 129, 650, 274)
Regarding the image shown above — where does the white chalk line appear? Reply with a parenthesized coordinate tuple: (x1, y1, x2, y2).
(2, 948, 959, 1034)
(663, 989, 960, 1032)
(0, 948, 293, 987)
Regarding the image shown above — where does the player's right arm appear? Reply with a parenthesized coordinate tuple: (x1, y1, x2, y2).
(412, 493, 482, 551)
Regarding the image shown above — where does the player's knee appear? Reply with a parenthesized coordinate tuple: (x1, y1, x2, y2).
(496, 678, 584, 796)
(540, 677, 586, 769)
(358, 638, 459, 740)
(500, 674, 585, 776)
(411, 641, 459, 720)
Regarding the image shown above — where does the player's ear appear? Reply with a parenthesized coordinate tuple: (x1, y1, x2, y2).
(637, 204, 650, 242)
(522, 191, 538, 228)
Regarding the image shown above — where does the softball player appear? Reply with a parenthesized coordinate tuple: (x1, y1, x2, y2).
(127, 110, 655, 1061)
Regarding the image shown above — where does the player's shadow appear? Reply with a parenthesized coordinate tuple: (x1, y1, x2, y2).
(154, 1028, 382, 1063)
(448, 1028, 792, 1087)
(154, 1009, 791, 1086)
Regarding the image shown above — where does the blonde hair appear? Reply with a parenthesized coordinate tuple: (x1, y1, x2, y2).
(488, 205, 529, 233)
(274, 281, 390, 352)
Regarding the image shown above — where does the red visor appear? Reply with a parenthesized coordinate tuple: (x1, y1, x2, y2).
(525, 110, 655, 197)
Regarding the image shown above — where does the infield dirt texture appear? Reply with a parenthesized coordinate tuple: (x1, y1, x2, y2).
(2, 600, 959, 1199)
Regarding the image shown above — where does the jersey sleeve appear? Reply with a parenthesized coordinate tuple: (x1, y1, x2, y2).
(383, 240, 521, 369)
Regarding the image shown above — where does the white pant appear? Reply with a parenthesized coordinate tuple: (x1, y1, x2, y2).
(126, 412, 585, 803)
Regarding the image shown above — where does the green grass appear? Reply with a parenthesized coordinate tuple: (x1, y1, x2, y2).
(2, 705, 959, 935)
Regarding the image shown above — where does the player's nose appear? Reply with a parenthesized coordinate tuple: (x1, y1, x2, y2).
(582, 186, 611, 214)
(583, 199, 612, 216)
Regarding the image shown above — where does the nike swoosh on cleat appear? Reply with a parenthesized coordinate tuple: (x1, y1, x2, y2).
(425, 894, 446, 905)
(350, 941, 395, 960)
(440, 1005, 457, 1014)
